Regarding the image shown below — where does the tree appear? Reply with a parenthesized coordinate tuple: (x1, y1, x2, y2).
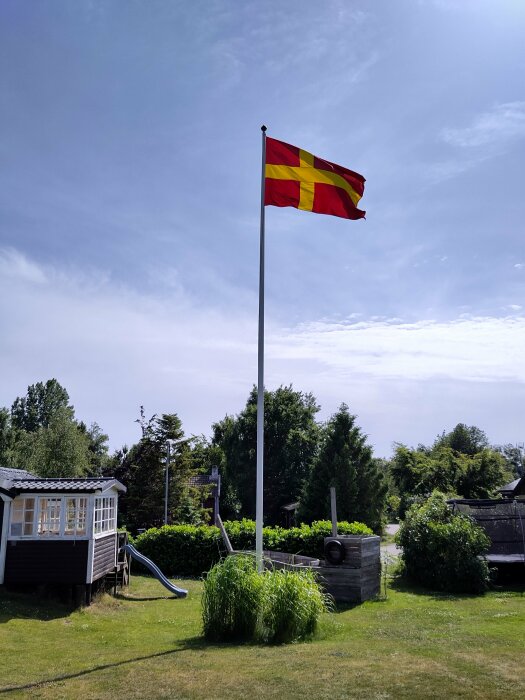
(11, 379, 73, 432)
(4, 379, 109, 479)
(494, 444, 525, 478)
(457, 449, 509, 499)
(434, 423, 489, 456)
(299, 405, 386, 532)
(108, 408, 207, 532)
(77, 421, 110, 476)
(15, 407, 92, 477)
(389, 424, 512, 514)
(213, 386, 320, 524)
(0, 408, 14, 465)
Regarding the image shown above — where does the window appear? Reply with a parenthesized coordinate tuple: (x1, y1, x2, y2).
(65, 497, 88, 536)
(94, 496, 116, 535)
(38, 498, 62, 536)
(10, 498, 35, 536)
(9, 494, 116, 538)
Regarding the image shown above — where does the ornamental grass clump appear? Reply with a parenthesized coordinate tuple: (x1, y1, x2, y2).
(202, 555, 263, 642)
(258, 567, 330, 644)
(202, 556, 329, 643)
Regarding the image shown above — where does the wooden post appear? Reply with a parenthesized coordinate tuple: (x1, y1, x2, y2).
(330, 487, 338, 537)
(217, 515, 234, 554)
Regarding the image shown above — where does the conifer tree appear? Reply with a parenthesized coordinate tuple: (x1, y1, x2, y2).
(299, 404, 386, 532)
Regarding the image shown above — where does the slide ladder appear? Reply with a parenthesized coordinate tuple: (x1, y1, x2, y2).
(123, 544, 188, 598)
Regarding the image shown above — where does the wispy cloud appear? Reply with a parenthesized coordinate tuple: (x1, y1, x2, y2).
(269, 316, 525, 384)
(442, 102, 525, 148)
(0, 247, 48, 284)
(2, 250, 524, 456)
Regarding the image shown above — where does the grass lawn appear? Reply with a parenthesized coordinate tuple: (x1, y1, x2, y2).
(1, 574, 525, 700)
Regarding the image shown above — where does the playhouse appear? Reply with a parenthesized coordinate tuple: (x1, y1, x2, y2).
(0, 467, 126, 602)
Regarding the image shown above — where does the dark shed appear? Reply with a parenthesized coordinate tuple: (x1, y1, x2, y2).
(0, 468, 126, 596)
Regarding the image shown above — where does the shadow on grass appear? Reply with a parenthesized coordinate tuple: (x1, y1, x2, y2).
(389, 574, 487, 600)
(0, 639, 207, 695)
(0, 588, 74, 624)
(114, 593, 180, 602)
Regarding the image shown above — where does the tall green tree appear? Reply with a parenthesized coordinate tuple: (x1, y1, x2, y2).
(434, 423, 489, 456)
(299, 404, 386, 532)
(0, 408, 14, 465)
(12, 407, 92, 477)
(77, 421, 110, 475)
(4, 379, 108, 478)
(494, 443, 525, 478)
(108, 408, 207, 531)
(213, 386, 320, 523)
(11, 379, 73, 432)
(389, 423, 511, 514)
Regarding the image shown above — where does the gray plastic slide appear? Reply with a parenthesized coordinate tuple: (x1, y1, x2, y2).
(123, 543, 188, 598)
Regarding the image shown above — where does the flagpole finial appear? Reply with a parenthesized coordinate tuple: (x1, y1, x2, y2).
(261, 125, 267, 132)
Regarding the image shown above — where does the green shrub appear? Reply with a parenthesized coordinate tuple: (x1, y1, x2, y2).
(134, 519, 373, 577)
(397, 491, 491, 594)
(202, 555, 263, 642)
(201, 555, 329, 643)
(259, 567, 330, 644)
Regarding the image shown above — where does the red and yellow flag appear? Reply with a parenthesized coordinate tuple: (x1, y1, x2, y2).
(264, 137, 366, 220)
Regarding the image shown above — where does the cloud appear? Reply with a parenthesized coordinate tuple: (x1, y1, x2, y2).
(1, 249, 524, 456)
(0, 249, 258, 450)
(442, 102, 525, 148)
(268, 316, 525, 384)
(0, 247, 48, 284)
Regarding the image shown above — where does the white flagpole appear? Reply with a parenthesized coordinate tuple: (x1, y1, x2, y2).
(256, 125, 267, 573)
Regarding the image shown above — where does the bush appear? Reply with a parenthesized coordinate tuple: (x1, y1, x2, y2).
(202, 555, 263, 642)
(397, 492, 491, 594)
(134, 519, 373, 577)
(201, 555, 329, 643)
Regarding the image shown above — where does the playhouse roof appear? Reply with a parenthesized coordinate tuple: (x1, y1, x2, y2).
(0, 467, 36, 481)
(0, 468, 126, 497)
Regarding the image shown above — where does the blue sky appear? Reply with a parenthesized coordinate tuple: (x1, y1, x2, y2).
(1, 0, 524, 457)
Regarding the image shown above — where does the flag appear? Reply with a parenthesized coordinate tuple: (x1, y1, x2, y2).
(264, 137, 366, 220)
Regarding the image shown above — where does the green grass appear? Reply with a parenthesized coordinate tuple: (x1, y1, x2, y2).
(1, 575, 525, 699)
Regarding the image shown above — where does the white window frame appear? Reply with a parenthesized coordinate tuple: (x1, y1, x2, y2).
(37, 496, 63, 537)
(8, 494, 94, 540)
(9, 497, 37, 537)
(64, 496, 89, 536)
(93, 496, 117, 537)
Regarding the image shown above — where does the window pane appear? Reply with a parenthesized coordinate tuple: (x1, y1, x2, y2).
(11, 501, 23, 523)
(10, 499, 34, 536)
(10, 522, 22, 536)
(38, 498, 61, 535)
(94, 496, 116, 534)
(64, 497, 88, 536)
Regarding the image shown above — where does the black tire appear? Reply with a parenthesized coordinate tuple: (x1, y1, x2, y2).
(325, 539, 345, 565)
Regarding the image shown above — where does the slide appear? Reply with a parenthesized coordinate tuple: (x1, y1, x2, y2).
(123, 544, 188, 598)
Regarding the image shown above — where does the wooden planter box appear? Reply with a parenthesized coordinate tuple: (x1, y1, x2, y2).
(262, 550, 320, 568)
(234, 536, 381, 604)
(314, 535, 381, 603)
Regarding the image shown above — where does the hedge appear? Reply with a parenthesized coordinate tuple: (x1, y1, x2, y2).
(133, 519, 373, 577)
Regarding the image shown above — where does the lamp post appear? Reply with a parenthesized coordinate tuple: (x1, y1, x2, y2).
(164, 440, 173, 526)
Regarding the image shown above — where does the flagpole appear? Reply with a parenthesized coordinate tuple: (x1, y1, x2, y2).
(256, 124, 267, 573)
